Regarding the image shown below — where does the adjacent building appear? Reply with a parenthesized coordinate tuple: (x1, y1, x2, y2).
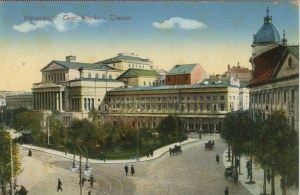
(100, 77, 245, 132)
(166, 64, 208, 85)
(248, 8, 299, 131)
(96, 53, 153, 72)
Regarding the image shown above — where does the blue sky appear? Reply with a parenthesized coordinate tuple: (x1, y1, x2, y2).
(0, 1, 298, 90)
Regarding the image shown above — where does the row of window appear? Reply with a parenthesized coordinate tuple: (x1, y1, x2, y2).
(111, 103, 226, 112)
(44, 74, 65, 82)
(251, 88, 295, 104)
(108, 95, 226, 103)
(87, 73, 114, 80)
(6, 100, 32, 107)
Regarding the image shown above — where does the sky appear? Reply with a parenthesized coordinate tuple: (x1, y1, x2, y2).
(0, 1, 299, 91)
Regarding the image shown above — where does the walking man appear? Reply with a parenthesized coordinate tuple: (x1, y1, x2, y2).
(57, 178, 63, 192)
(216, 154, 219, 163)
(224, 187, 229, 195)
(89, 175, 96, 188)
(267, 170, 271, 184)
(124, 164, 129, 176)
(131, 165, 135, 176)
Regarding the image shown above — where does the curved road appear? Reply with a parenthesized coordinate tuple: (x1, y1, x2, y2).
(19, 135, 250, 195)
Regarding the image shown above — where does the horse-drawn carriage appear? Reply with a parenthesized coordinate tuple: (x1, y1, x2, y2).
(204, 140, 214, 150)
(224, 166, 237, 182)
(169, 145, 182, 155)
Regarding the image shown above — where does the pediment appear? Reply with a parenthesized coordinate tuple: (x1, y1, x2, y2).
(41, 62, 67, 72)
(274, 53, 299, 80)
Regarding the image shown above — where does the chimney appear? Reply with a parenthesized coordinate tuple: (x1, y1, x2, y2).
(227, 64, 230, 70)
(66, 55, 76, 62)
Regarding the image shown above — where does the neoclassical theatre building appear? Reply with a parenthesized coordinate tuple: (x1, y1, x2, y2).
(248, 8, 299, 131)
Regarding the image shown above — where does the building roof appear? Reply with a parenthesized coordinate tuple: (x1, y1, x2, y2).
(96, 53, 152, 64)
(117, 69, 160, 79)
(254, 8, 280, 44)
(168, 64, 198, 75)
(41, 60, 116, 72)
(110, 83, 239, 93)
(249, 45, 299, 87)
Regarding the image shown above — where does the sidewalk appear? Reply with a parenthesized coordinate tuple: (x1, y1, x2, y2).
(21, 136, 214, 164)
(222, 150, 299, 195)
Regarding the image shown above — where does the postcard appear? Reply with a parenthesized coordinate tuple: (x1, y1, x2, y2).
(0, 1, 298, 195)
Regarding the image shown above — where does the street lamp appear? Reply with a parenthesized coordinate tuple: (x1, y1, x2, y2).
(271, 160, 275, 195)
(71, 148, 92, 195)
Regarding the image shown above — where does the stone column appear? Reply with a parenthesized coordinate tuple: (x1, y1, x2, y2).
(59, 91, 63, 111)
(56, 92, 59, 111)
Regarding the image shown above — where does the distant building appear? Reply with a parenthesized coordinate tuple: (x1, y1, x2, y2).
(117, 69, 160, 87)
(6, 92, 33, 110)
(166, 64, 208, 85)
(248, 8, 299, 131)
(96, 53, 153, 72)
(225, 63, 252, 82)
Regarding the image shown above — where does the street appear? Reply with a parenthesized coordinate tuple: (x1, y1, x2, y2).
(17, 134, 250, 195)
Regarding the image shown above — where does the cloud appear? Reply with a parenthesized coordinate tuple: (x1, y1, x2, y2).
(13, 12, 104, 33)
(153, 17, 207, 30)
(13, 21, 50, 33)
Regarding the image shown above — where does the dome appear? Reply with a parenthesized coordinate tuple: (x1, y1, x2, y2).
(254, 8, 280, 44)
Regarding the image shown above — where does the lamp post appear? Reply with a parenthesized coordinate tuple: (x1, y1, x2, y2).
(271, 160, 275, 195)
(136, 130, 139, 161)
(71, 147, 92, 195)
(10, 135, 14, 195)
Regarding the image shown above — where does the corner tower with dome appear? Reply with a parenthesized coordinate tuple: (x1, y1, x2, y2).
(248, 7, 299, 132)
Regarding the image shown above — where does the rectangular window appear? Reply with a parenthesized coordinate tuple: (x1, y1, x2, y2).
(206, 96, 211, 100)
(193, 103, 197, 111)
(200, 96, 204, 101)
(284, 90, 287, 103)
(206, 103, 210, 111)
(200, 103, 204, 111)
(220, 103, 225, 111)
(277, 91, 280, 103)
(193, 96, 197, 101)
(174, 104, 178, 111)
(220, 96, 225, 100)
(158, 105, 161, 111)
(291, 89, 294, 103)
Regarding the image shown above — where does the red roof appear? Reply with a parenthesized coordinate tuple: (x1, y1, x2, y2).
(249, 45, 287, 87)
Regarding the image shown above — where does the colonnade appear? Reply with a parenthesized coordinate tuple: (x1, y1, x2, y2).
(33, 91, 63, 111)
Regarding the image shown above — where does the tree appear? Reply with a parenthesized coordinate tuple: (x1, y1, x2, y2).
(255, 111, 298, 195)
(48, 115, 67, 147)
(157, 115, 185, 144)
(68, 119, 104, 153)
(0, 131, 21, 193)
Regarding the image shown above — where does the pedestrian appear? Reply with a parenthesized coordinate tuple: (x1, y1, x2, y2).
(28, 149, 32, 157)
(80, 177, 87, 186)
(57, 178, 63, 192)
(199, 133, 201, 139)
(246, 160, 250, 179)
(88, 190, 91, 195)
(131, 165, 135, 176)
(216, 154, 219, 163)
(234, 170, 238, 185)
(89, 175, 96, 188)
(100, 152, 103, 160)
(150, 148, 153, 157)
(103, 153, 106, 162)
(224, 187, 229, 195)
(19, 185, 28, 195)
(124, 164, 129, 176)
(267, 170, 271, 184)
